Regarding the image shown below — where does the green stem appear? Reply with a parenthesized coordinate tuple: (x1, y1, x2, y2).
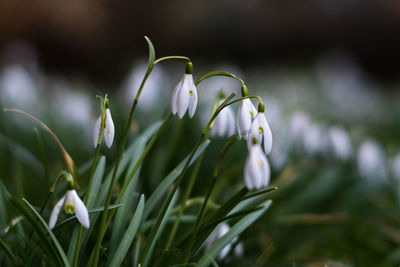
(165, 138, 207, 249)
(91, 67, 154, 267)
(98, 112, 173, 243)
(73, 144, 101, 267)
(139, 93, 236, 265)
(182, 135, 239, 263)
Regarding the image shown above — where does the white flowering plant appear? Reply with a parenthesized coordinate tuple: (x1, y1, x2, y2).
(0, 37, 277, 267)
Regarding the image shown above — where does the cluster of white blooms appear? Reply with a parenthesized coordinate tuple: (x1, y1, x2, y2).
(206, 223, 244, 261)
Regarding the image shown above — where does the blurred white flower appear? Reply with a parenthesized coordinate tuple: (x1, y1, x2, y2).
(302, 123, 328, 155)
(244, 141, 270, 190)
(0, 65, 37, 107)
(237, 99, 257, 139)
(49, 189, 89, 229)
(391, 152, 400, 179)
(122, 61, 167, 110)
(328, 126, 353, 160)
(270, 142, 288, 170)
(287, 111, 310, 148)
(171, 74, 198, 118)
(357, 140, 387, 180)
(211, 100, 235, 137)
(93, 108, 115, 148)
(52, 81, 92, 127)
(206, 223, 240, 260)
(247, 111, 273, 155)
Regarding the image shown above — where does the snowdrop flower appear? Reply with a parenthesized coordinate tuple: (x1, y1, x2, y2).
(357, 139, 387, 180)
(206, 223, 237, 260)
(302, 122, 328, 155)
(328, 126, 353, 160)
(287, 111, 310, 148)
(93, 107, 115, 148)
(244, 138, 271, 190)
(211, 99, 235, 137)
(49, 189, 89, 229)
(237, 85, 257, 139)
(171, 62, 198, 118)
(247, 102, 273, 155)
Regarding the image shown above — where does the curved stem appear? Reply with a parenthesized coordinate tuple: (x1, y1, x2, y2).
(154, 56, 190, 65)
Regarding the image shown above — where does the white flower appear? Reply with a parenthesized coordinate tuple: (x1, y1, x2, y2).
(328, 126, 353, 160)
(93, 108, 115, 148)
(244, 141, 271, 190)
(247, 112, 273, 155)
(236, 99, 257, 139)
(171, 74, 198, 118)
(211, 100, 235, 137)
(206, 223, 237, 260)
(357, 140, 387, 180)
(48, 190, 89, 229)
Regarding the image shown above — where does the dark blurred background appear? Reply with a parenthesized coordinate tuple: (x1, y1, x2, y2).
(1, 0, 400, 87)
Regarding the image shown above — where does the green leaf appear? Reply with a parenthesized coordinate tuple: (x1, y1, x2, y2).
(0, 237, 23, 266)
(87, 156, 106, 209)
(142, 192, 179, 267)
(9, 195, 70, 266)
(109, 195, 145, 267)
(143, 140, 210, 220)
(196, 200, 272, 267)
(144, 36, 156, 71)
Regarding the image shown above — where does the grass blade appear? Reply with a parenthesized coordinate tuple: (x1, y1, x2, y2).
(109, 195, 145, 267)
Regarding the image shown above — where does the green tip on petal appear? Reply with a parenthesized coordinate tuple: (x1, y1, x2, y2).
(185, 61, 193, 74)
(258, 101, 265, 113)
(241, 84, 249, 97)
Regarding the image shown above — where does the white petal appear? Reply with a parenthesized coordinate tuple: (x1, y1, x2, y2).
(247, 117, 261, 150)
(259, 113, 273, 155)
(188, 76, 198, 118)
(70, 190, 90, 228)
(104, 109, 115, 148)
(49, 195, 66, 229)
(171, 80, 182, 115)
(93, 115, 102, 148)
(237, 101, 252, 139)
(218, 109, 228, 136)
(177, 75, 190, 118)
(226, 107, 236, 136)
(245, 146, 262, 190)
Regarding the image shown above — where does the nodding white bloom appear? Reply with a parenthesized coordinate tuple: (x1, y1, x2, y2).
(171, 62, 198, 118)
(357, 140, 387, 181)
(49, 190, 89, 229)
(237, 98, 257, 139)
(247, 109, 273, 155)
(244, 140, 271, 190)
(206, 223, 240, 260)
(93, 108, 115, 148)
(211, 100, 235, 137)
(328, 126, 353, 160)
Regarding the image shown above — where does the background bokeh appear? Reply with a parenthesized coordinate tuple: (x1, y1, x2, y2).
(1, 1, 400, 266)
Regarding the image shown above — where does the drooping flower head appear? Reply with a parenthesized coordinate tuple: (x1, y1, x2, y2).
(247, 101, 273, 155)
(93, 96, 115, 148)
(244, 137, 271, 190)
(211, 92, 235, 137)
(236, 85, 257, 139)
(171, 61, 198, 119)
(48, 172, 89, 229)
